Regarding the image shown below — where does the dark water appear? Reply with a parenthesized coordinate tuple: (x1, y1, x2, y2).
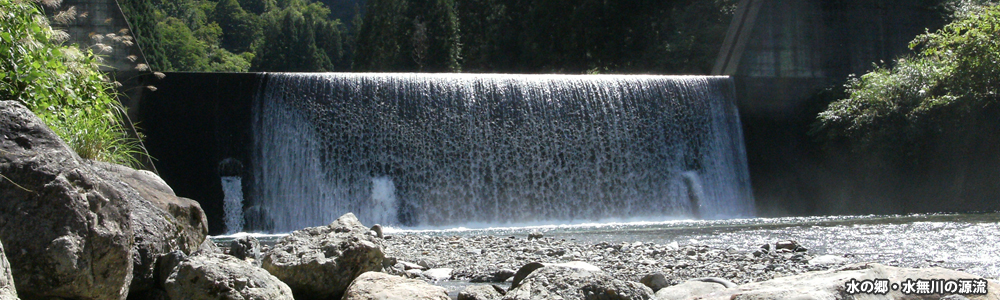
(249, 73, 754, 231)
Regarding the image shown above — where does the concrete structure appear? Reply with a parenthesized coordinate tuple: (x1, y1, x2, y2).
(45, 0, 148, 72)
(715, 0, 951, 215)
(716, 0, 947, 113)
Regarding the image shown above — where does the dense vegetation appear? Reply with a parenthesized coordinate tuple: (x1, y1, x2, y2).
(121, 0, 737, 73)
(815, 3, 998, 160)
(810, 2, 1000, 212)
(1, 0, 142, 166)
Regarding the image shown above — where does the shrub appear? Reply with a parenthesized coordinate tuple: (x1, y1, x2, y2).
(814, 3, 1000, 157)
(0, 0, 143, 166)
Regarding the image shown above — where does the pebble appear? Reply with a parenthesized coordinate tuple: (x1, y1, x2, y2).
(380, 235, 851, 286)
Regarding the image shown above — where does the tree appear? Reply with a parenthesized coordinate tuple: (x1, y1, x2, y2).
(814, 4, 1000, 154)
(158, 17, 209, 71)
(252, 8, 336, 71)
(353, 0, 410, 71)
(214, 0, 261, 53)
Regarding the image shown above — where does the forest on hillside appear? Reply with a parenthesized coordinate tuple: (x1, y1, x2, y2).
(119, 0, 738, 74)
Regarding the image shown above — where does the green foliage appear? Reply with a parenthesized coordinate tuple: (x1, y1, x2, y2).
(214, 0, 260, 52)
(815, 4, 1000, 156)
(353, 0, 410, 71)
(252, 6, 345, 71)
(123, 0, 737, 73)
(0, 0, 142, 166)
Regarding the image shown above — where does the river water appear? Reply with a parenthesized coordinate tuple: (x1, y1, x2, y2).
(214, 212, 1000, 280)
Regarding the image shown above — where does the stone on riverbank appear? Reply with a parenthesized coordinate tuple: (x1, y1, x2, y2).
(342, 271, 449, 300)
(654, 280, 729, 300)
(0, 240, 17, 300)
(458, 285, 505, 300)
(0, 100, 134, 300)
(504, 263, 654, 300)
(262, 213, 385, 300)
(163, 253, 293, 300)
(88, 161, 210, 298)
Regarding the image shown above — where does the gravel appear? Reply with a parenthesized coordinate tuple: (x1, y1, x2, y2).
(380, 234, 852, 286)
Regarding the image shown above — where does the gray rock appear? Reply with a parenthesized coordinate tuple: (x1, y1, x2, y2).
(196, 238, 223, 255)
(396, 260, 427, 270)
(503, 264, 653, 300)
(262, 213, 385, 300)
(459, 285, 504, 300)
(228, 236, 261, 262)
(640, 273, 669, 292)
(472, 269, 518, 283)
(90, 161, 208, 252)
(154, 251, 186, 289)
(164, 253, 293, 300)
(710, 263, 1000, 300)
(688, 277, 737, 288)
(0, 100, 134, 300)
(370, 224, 384, 239)
(0, 240, 17, 300)
(654, 280, 728, 300)
(89, 161, 209, 298)
(527, 231, 544, 240)
(342, 272, 449, 300)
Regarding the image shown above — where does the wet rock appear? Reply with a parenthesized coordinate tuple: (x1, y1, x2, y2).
(0, 240, 17, 300)
(504, 263, 653, 300)
(459, 285, 504, 300)
(261, 213, 384, 300)
(654, 280, 728, 300)
(342, 272, 449, 300)
(471, 268, 518, 283)
(712, 263, 1000, 300)
(164, 253, 293, 300)
(528, 231, 543, 240)
(640, 273, 670, 292)
(0, 100, 133, 300)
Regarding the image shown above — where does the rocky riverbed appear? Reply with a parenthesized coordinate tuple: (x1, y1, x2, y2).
(378, 232, 848, 287)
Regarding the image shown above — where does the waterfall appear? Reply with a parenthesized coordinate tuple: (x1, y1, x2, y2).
(250, 73, 753, 232)
(221, 176, 245, 233)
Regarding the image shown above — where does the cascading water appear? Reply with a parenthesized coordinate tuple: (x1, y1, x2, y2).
(250, 73, 753, 232)
(221, 176, 245, 233)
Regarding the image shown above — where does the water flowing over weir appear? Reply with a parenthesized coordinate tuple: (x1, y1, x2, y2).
(249, 73, 753, 232)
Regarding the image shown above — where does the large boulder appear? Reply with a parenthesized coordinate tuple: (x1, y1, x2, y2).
(700, 263, 1000, 300)
(342, 271, 449, 300)
(503, 263, 654, 300)
(0, 100, 134, 299)
(91, 161, 208, 251)
(88, 161, 209, 298)
(163, 253, 294, 300)
(0, 240, 17, 300)
(261, 213, 385, 300)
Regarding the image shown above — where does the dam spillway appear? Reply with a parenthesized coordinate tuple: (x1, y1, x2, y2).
(248, 73, 753, 232)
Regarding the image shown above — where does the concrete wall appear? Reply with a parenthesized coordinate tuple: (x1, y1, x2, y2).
(45, 0, 148, 72)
